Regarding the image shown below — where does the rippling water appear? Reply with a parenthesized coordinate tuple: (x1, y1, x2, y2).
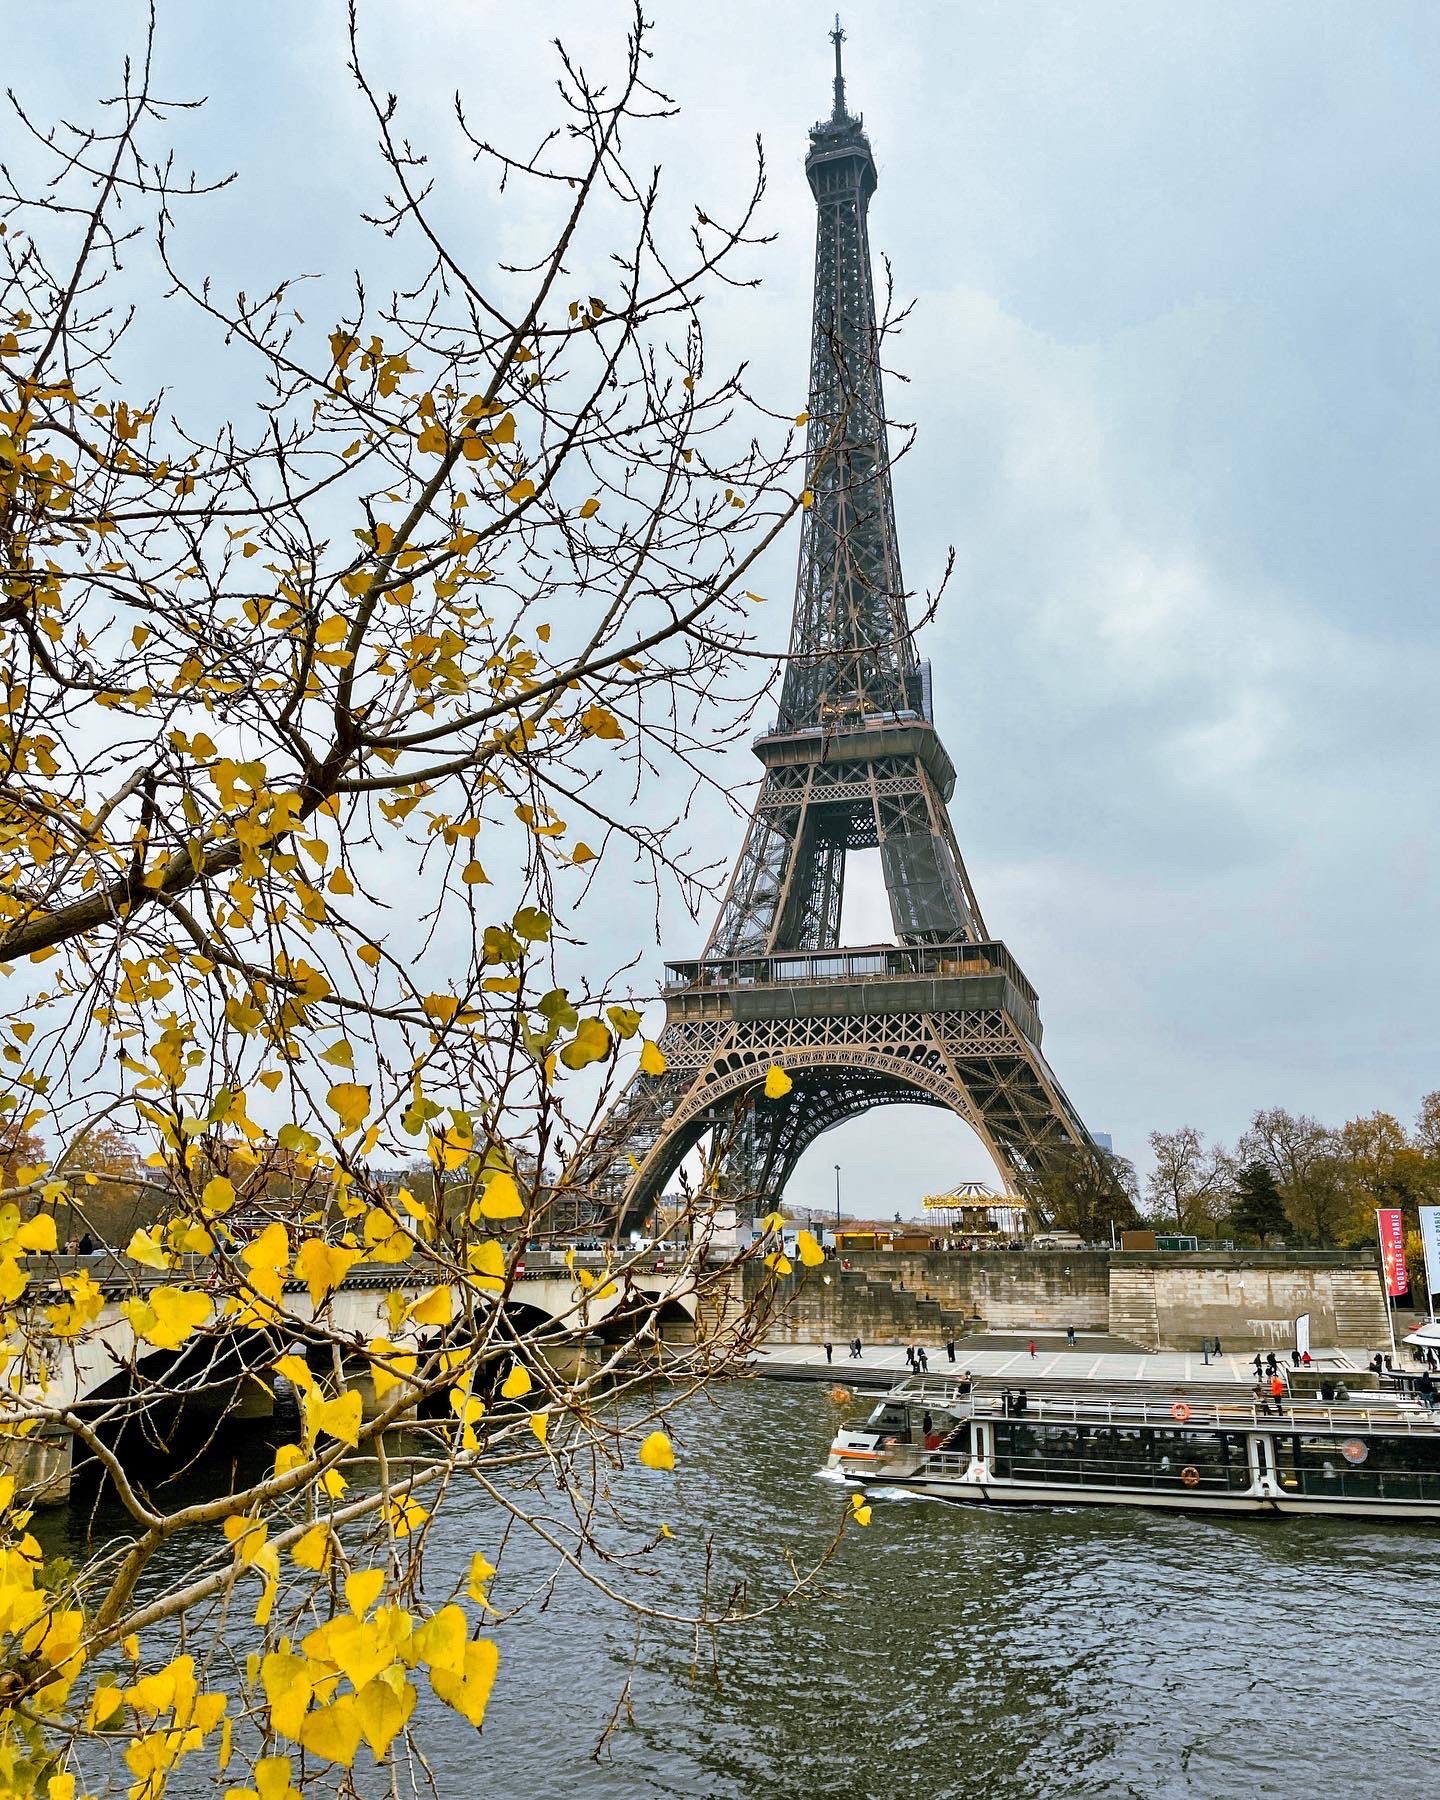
(40, 1378, 1440, 1797)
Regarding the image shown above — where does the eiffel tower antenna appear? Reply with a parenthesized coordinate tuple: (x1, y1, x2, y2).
(570, 25, 1091, 1238)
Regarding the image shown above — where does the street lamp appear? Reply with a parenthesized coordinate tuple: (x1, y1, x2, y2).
(834, 1163, 841, 1227)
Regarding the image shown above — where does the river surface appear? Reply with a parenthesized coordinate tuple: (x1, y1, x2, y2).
(39, 1378, 1440, 1797)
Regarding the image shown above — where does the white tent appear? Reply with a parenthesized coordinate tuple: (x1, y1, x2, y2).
(1402, 1319, 1440, 1348)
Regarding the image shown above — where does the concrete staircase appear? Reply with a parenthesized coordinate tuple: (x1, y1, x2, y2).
(1331, 1272, 1388, 1351)
(1106, 1264, 1160, 1350)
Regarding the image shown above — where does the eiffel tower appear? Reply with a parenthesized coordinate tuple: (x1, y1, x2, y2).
(573, 21, 1090, 1234)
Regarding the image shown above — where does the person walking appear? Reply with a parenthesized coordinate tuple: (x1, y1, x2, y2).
(1270, 1374, 1286, 1413)
(1213, 1336, 1223, 1359)
(824, 1341, 833, 1365)
(1202, 1339, 1211, 1366)
(1253, 1382, 1273, 1416)
(905, 1345, 916, 1371)
(1290, 1347, 1302, 1368)
(918, 1346, 929, 1374)
(1252, 1352, 1263, 1379)
(1266, 1351, 1278, 1377)
(946, 1337, 956, 1364)
(1066, 1325, 1076, 1349)
(1028, 1339, 1037, 1359)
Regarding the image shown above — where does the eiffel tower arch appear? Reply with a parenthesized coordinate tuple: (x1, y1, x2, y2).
(571, 24, 1091, 1233)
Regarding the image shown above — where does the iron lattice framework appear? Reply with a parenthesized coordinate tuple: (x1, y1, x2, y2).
(568, 24, 1090, 1234)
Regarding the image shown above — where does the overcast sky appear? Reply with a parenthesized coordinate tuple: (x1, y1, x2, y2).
(11, 2, 1440, 1216)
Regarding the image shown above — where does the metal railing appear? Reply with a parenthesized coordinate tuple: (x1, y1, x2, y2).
(662, 939, 1037, 1009)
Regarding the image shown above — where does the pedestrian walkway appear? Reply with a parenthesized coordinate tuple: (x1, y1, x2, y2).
(759, 1340, 1365, 1386)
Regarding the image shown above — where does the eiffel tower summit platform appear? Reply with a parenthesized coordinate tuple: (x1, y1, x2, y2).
(570, 21, 1091, 1235)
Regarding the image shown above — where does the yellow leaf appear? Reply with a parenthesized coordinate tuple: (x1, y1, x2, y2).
(423, 994, 461, 1026)
(15, 1212, 56, 1253)
(410, 1603, 467, 1675)
(429, 1639, 499, 1728)
(123, 1286, 212, 1350)
(346, 1569, 386, 1616)
(201, 1175, 236, 1214)
(461, 859, 489, 885)
(355, 1671, 416, 1761)
(505, 478, 536, 503)
(290, 1523, 332, 1571)
(272, 1354, 313, 1392)
(305, 1387, 362, 1448)
(559, 1016, 611, 1070)
(578, 496, 600, 518)
(500, 1363, 531, 1401)
(638, 1430, 675, 1471)
(853, 1503, 873, 1526)
(801, 488, 814, 508)
(325, 1082, 371, 1135)
(479, 1170, 524, 1220)
(530, 1410, 549, 1446)
(321, 1039, 354, 1069)
(407, 1284, 454, 1327)
(466, 1239, 506, 1291)
(639, 1039, 667, 1076)
(125, 1226, 171, 1271)
(572, 842, 596, 864)
(763, 1065, 792, 1100)
(794, 410, 809, 425)
(298, 1694, 362, 1768)
(796, 1229, 825, 1267)
(467, 1552, 497, 1605)
(357, 943, 382, 969)
(295, 1236, 360, 1306)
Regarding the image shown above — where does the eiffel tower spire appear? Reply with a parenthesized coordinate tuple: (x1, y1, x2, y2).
(830, 13, 849, 123)
(568, 26, 1090, 1237)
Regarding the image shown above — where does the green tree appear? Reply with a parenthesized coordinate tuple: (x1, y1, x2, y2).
(1230, 1161, 1289, 1246)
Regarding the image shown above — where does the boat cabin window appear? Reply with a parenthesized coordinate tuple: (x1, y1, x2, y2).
(865, 1401, 911, 1438)
(990, 1422, 1253, 1491)
(1269, 1430, 1440, 1502)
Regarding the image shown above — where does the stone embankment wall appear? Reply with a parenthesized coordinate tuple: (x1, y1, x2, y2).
(745, 1249, 1390, 1352)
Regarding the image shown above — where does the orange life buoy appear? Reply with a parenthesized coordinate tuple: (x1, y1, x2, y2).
(1180, 1465, 1201, 1488)
(1171, 1402, 1191, 1422)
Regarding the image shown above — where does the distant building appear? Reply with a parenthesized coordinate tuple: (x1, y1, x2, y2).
(1091, 1131, 1114, 1154)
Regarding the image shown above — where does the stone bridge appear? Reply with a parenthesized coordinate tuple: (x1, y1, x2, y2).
(6, 1252, 707, 1504)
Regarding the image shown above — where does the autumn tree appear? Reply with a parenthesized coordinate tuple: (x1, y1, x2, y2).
(0, 12, 861, 1793)
(1236, 1107, 1353, 1247)
(1144, 1126, 1231, 1237)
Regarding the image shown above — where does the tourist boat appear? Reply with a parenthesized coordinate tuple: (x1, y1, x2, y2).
(824, 1375, 1440, 1520)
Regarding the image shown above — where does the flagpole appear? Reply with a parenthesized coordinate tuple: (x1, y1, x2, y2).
(1377, 1209, 1400, 1365)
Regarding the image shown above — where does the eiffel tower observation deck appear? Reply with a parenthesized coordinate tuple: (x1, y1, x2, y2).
(570, 21, 1090, 1235)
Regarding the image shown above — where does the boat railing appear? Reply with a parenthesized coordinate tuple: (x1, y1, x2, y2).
(886, 1378, 1440, 1436)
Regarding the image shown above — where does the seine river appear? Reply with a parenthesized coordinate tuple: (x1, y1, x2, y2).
(41, 1378, 1439, 1797)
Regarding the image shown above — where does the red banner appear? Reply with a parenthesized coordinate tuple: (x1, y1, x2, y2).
(1378, 1208, 1409, 1297)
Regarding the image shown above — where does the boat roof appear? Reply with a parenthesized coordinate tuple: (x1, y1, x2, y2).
(868, 1373, 1439, 1436)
